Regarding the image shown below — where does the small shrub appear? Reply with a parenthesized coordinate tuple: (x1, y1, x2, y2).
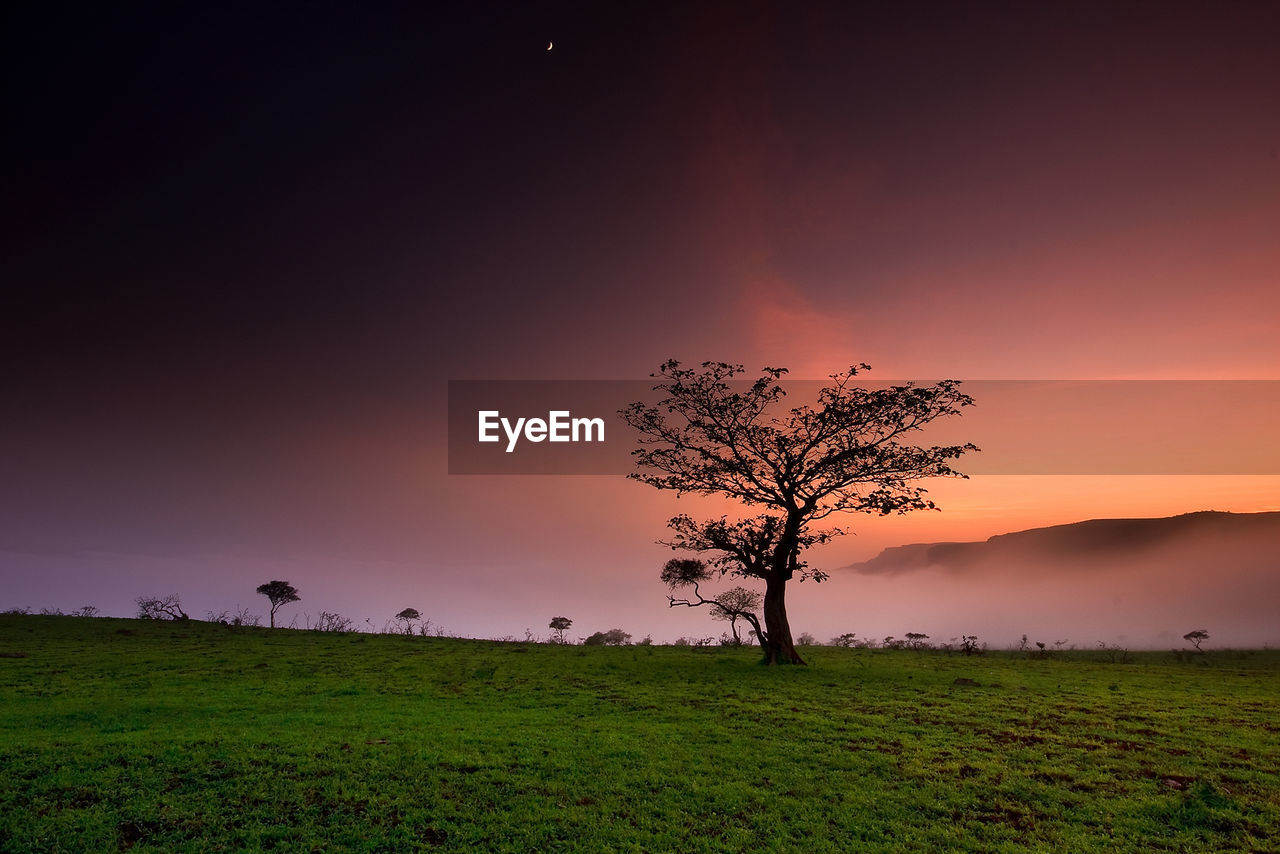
(583, 629, 631, 646)
(1097, 641, 1131, 664)
(312, 612, 355, 633)
(230, 607, 262, 628)
(136, 595, 189, 621)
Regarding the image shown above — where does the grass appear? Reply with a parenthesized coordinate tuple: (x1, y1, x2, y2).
(1, 615, 1277, 852)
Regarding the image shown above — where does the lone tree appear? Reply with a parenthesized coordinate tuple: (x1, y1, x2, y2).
(256, 580, 300, 628)
(625, 361, 974, 665)
(1183, 629, 1210, 651)
(394, 608, 421, 634)
(548, 616, 573, 644)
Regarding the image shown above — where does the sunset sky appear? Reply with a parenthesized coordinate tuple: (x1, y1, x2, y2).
(3, 2, 1277, 646)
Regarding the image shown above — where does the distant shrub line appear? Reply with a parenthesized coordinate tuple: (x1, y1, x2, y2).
(1, 601, 1224, 662)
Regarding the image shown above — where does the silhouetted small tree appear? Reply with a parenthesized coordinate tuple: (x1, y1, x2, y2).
(662, 558, 767, 649)
(1183, 629, 1209, 652)
(136, 594, 189, 621)
(905, 632, 930, 650)
(960, 634, 982, 655)
(255, 581, 300, 629)
(548, 616, 573, 644)
(394, 608, 421, 634)
(711, 586, 763, 646)
(830, 632, 859, 648)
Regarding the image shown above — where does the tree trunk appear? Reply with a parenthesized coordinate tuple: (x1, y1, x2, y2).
(761, 574, 805, 665)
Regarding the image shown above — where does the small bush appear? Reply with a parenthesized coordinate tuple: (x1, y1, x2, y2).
(583, 629, 631, 646)
(312, 612, 355, 633)
(136, 595, 189, 621)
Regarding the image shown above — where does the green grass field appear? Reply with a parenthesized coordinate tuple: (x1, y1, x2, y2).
(1, 615, 1277, 852)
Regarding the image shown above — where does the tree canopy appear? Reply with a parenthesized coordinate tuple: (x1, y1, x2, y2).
(548, 616, 573, 644)
(255, 580, 301, 629)
(1183, 629, 1210, 651)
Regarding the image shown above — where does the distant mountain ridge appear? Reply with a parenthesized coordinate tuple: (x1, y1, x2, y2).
(845, 511, 1280, 575)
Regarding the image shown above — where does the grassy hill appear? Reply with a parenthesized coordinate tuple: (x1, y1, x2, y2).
(2, 615, 1277, 852)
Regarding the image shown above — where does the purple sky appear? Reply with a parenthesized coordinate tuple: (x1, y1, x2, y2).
(3, 2, 1278, 646)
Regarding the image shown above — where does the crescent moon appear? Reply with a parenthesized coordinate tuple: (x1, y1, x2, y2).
(547, 41, 553, 51)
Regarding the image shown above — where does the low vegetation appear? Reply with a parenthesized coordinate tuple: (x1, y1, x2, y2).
(2, 614, 1277, 852)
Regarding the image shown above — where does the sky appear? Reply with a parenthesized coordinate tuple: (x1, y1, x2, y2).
(3, 1, 1278, 646)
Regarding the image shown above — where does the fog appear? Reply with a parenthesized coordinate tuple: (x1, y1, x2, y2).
(810, 514, 1280, 650)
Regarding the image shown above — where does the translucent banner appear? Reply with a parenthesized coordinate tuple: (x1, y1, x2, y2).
(448, 380, 1280, 475)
